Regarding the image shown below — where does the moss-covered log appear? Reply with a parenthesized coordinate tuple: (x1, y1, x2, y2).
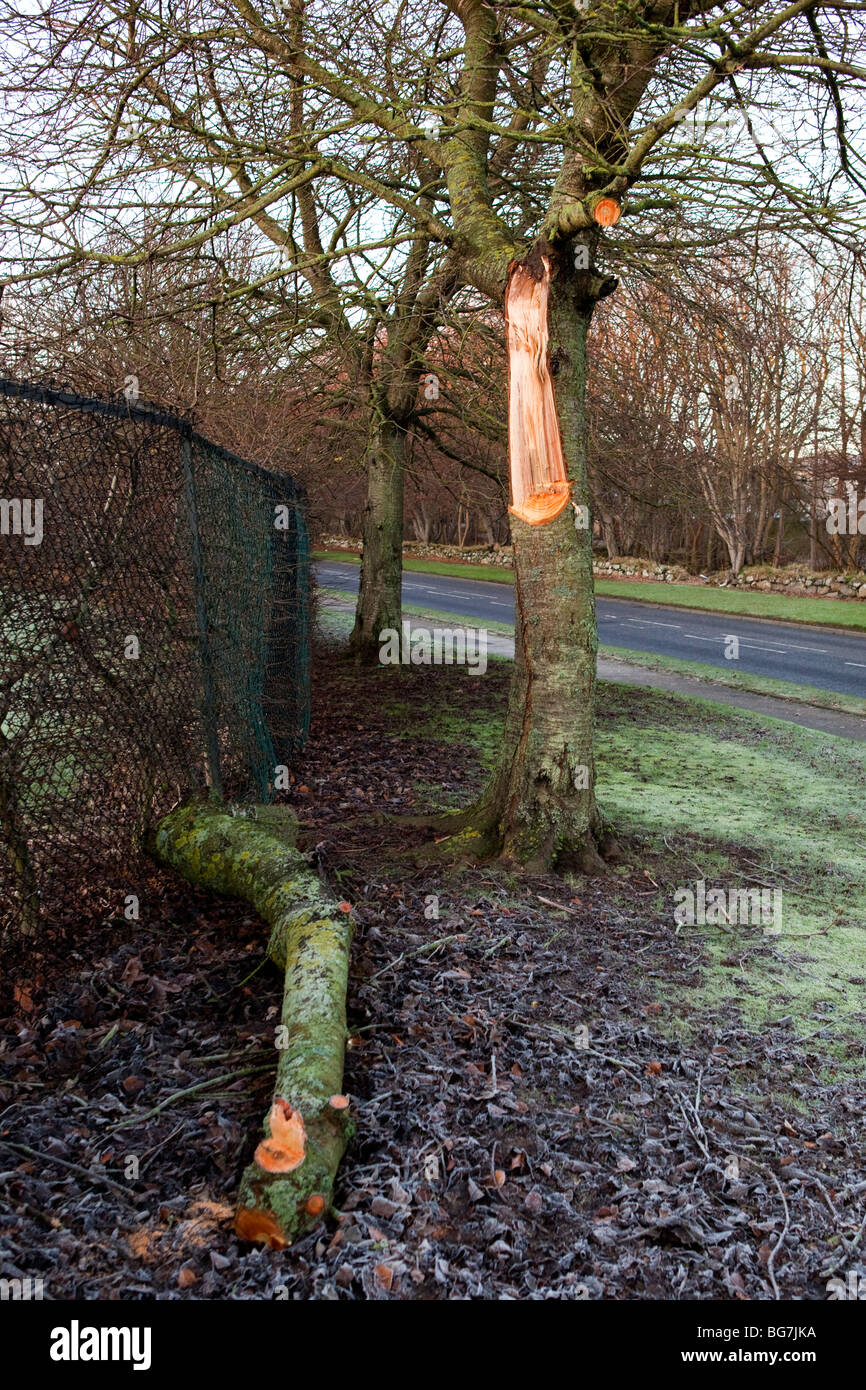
(151, 802, 354, 1249)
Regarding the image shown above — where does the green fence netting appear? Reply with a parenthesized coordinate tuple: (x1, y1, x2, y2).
(0, 377, 310, 932)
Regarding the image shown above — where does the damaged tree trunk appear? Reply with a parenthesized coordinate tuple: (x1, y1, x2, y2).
(449, 246, 617, 872)
(151, 802, 353, 1249)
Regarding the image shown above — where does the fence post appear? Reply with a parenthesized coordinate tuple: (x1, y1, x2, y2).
(181, 436, 223, 798)
(261, 480, 311, 778)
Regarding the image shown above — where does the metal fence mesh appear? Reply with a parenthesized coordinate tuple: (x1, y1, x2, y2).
(0, 378, 310, 932)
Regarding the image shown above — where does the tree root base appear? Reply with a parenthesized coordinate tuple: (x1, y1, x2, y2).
(412, 802, 619, 877)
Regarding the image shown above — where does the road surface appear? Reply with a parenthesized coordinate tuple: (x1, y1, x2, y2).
(316, 560, 866, 700)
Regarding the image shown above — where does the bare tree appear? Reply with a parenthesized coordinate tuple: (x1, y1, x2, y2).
(3, 0, 866, 867)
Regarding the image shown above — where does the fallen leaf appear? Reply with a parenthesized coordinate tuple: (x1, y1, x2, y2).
(375, 1263, 394, 1290)
(13, 984, 34, 1013)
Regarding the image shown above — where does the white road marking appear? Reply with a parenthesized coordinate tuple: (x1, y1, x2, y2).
(738, 640, 789, 654)
(845, 661, 866, 669)
(684, 633, 787, 654)
(625, 619, 681, 628)
(404, 581, 512, 610)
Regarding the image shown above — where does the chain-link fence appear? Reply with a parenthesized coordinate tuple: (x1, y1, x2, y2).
(0, 377, 310, 932)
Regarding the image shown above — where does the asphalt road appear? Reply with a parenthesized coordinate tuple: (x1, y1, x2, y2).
(316, 560, 866, 700)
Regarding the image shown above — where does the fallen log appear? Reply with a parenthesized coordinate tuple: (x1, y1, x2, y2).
(151, 802, 354, 1249)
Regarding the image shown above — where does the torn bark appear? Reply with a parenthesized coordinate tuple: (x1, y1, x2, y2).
(505, 254, 571, 526)
(150, 802, 353, 1248)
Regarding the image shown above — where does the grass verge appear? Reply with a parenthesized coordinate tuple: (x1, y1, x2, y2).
(595, 685, 866, 1060)
(377, 665, 866, 1067)
(601, 646, 866, 719)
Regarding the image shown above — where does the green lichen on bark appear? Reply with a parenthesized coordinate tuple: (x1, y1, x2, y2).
(151, 801, 354, 1247)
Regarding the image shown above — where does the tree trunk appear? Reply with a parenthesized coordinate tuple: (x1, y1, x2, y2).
(810, 445, 820, 571)
(728, 539, 746, 575)
(600, 511, 618, 559)
(773, 506, 785, 567)
(349, 415, 406, 663)
(150, 802, 353, 1249)
(689, 521, 704, 575)
(411, 504, 432, 543)
(451, 252, 611, 872)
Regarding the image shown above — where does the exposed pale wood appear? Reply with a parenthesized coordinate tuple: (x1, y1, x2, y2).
(505, 257, 571, 526)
